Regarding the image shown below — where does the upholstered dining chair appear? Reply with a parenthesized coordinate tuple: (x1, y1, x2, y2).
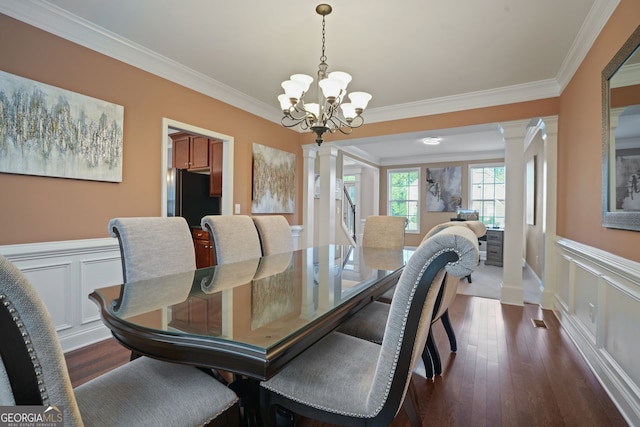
(377, 220, 484, 350)
(201, 215, 262, 265)
(252, 215, 293, 256)
(362, 215, 408, 304)
(108, 216, 197, 361)
(338, 226, 479, 379)
(259, 224, 479, 426)
(361, 215, 407, 249)
(419, 221, 486, 372)
(0, 255, 238, 426)
(108, 216, 196, 283)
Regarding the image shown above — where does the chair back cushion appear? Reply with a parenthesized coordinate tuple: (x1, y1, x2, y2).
(252, 215, 293, 256)
(367, 225, 479, 417)
(109, 217, 196, 283)
(0, 256, 84, 425)
(361, 215, 406, 249)
(201, 215, 262, 264)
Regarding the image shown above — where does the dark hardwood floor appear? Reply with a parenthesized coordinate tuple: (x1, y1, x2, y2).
(65, 295, 628, 426)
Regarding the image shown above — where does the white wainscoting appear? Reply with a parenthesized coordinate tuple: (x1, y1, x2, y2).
(0, 238, 123, 352)
(554, 238, 640, 426)
(0, 225, 303, 353)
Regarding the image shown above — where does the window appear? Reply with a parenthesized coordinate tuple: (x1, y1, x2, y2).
(388, 168, 419, 232)
(470, 164, 505, 228)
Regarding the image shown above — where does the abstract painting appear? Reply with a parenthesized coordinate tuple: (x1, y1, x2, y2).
(252, 143, 295, 213)
(426, 166, 462, 212)
(0, 70, 124, 182)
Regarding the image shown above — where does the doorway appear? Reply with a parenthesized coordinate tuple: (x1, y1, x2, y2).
(161, 118, 234, 216)
(342, 154, 379, 243)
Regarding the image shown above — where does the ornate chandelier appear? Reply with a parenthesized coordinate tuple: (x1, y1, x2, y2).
(278, 4, 372, 146)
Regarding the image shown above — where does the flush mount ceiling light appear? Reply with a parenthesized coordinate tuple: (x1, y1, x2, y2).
(422, 137, 441, 145)
(278, 4, 372, 146)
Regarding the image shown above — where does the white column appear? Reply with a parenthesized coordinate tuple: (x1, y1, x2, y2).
(302, 145, 318, 248)
(500, 120, 529, 306)
(539, 116, 558, 309)
(318, 144, 338, 245)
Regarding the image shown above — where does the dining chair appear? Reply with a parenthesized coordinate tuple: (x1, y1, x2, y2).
(108, 216, 197, 361)
(259, 224, 479, 426)
(108, 216, 196, 283)
(201, 215, 263, 265)
(377, 220, 485, 361)
(338, 226, 479, 379)
(252, 215, 293, 256)
(362, 215, 408, 304)
(419, 225, 483, 373)
(361, 215, 407, 249)
(0, 255, 238, 426)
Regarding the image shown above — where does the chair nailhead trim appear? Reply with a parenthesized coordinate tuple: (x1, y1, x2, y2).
(0, 293, 49, 405)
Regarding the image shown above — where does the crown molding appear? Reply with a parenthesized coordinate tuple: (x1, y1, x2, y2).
(338, 144, 505, 167)
(555, 0, 620, 92)
(363, 79, 561, 124)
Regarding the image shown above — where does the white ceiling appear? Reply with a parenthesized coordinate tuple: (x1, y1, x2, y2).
(0, 0, 619, 164)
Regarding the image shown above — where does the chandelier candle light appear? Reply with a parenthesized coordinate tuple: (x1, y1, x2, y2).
(278, 4, 372, 146)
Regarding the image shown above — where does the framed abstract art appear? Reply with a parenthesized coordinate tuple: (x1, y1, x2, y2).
(251, 143, 295, 213)
(0, 70, 124, 182)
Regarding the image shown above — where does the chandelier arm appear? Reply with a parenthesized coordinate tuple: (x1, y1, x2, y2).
(346, 115, 365, 128)
(286, 107, 312, 122)
(280, 117, 304, 128)
(328, 114, 356, 128)
(334, 126, 353, 136)
(281, 116, 312, 130)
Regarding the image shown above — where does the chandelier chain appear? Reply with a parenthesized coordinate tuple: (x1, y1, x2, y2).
(320, 15, 327, 64)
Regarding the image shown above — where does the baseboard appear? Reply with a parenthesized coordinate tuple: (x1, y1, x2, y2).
(60, 325, 113, 353)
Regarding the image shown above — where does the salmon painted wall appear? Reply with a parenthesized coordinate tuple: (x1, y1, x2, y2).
(557, 0, 640, 261)
(0, 15, 301, 245)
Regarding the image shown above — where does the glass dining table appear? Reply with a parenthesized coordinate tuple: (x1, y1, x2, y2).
(89, 244, 413, 381)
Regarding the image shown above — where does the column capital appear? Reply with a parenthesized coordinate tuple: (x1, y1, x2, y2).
(302, 144, 318, 158)
(318, 143, 339, 158)
(500, 119, 531, 141)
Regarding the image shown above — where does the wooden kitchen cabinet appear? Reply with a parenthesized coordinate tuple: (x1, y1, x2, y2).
(192, 228, 215, 268)
(171, 132, 210, 170)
